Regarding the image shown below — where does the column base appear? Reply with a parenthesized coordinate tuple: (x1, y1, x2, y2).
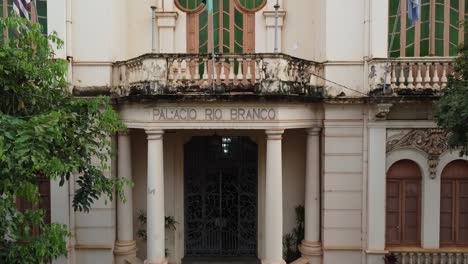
(114, 240, 137, 264)
(261, 259, 286, 264)
(299, 240, 322, 264)
(144, 258, 168, 264)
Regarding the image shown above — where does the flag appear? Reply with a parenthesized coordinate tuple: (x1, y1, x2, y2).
(13, 0, 32, 20)
(407, 0, 420, 26)
(202, 0, 213, 13)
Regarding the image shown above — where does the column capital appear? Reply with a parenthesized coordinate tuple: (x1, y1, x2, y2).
(306, 128, 321, 136)
(146, 129, 164, 140)
(118, 130, 131, 137)
(265, 129, 284, 140)
(263, 10, 286, 27)
(155, 11, 178, 27)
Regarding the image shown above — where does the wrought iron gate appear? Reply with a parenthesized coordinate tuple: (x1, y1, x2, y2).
(184, 136, 258, 257)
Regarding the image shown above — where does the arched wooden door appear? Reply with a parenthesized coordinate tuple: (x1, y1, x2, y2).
(175, 0, 266, 54)
(440, 160, 468, 246)
(386, 160, 422, 246)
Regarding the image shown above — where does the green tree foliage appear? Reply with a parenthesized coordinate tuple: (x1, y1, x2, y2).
(436, 22, 468, 156)
(0, 17, 128, 263)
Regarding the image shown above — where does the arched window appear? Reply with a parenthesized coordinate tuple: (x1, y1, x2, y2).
(175, 0, 266, 54)
(386, 159, 422, 246)
(388, 0, 467, 57)
(440, 160, 468, 246)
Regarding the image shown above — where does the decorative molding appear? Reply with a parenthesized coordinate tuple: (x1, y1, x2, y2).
(386, 129, 450, 179)
(375, 103, 393, 119)
(74, 244, 114, 250)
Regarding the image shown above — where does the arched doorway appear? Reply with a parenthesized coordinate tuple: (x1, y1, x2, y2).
(386, 159, 422, 246)
(183, 136, 258, 262)
(440, 160, 468, 246)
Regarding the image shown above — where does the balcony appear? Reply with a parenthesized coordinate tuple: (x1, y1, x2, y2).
(111, 53, 324, 98)
(389, 250, 468, 264)
(369, 57, 455, 96)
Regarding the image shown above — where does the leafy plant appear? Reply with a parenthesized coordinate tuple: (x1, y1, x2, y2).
(436, 20, 468, 156)
(283, 205, 305, 263)
(136, 211, 178, 257)
(383, 253, 399, 264)
(0, 16, 128, 263)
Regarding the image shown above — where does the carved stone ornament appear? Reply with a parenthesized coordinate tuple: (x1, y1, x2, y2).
(386, 129, 450, 179)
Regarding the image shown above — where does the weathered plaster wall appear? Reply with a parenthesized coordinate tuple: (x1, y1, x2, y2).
(322, 105, 365, 264)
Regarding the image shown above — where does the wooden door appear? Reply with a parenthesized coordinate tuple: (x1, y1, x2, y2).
(440, 160, 468, 246)
(386, 160, 422, 246)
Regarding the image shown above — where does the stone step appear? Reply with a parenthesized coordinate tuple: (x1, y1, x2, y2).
(181, 257, 260, 264)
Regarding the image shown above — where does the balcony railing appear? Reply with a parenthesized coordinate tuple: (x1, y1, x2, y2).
(369, 57, 455, 95)
(391, 250, 468, 264)
(112, 53, 324, 97)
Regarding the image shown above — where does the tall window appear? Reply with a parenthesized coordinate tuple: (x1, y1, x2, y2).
(16, 177, 51, 236)
(440, 160, 468, 246)
(389, 0, 467, 57)
(386, 160, 422, 246)
(175, 0, 266, 54)
(0, 0, 47, 40)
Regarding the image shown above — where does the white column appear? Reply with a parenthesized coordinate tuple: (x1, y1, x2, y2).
(367, 127, 386, 250)
(263, 130, 285, 264)
(146, 129, 167, 264)
(114, 131, 137, 264)
(156, 12, 178, 53)
(299, 128, 322, 263)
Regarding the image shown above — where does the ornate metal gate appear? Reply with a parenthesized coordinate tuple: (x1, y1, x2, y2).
(184, 136, 258, 258)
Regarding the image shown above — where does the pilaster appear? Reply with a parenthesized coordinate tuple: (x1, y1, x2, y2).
(155, 12, 178, 53)
(263, 10, 286, 52)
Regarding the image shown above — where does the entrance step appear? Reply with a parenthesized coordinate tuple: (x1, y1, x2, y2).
(181, 257, 260, 264)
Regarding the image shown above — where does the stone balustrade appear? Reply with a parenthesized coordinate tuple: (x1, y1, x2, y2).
(391, 251, 468, 264)
(112, 53, 324, 97)
(369, 57, 455, 95)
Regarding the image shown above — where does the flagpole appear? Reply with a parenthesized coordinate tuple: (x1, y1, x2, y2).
(209, 0, 216, 92)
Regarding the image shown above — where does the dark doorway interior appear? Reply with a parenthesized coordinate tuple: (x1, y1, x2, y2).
(183, 136, 258, 264)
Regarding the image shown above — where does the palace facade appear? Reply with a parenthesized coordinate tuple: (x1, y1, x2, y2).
(10, 0, 468, 263)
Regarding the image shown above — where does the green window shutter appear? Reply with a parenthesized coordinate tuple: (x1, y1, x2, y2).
(420, 0, 431, 56)
(237, 0, 265, 10)
(389, 0, 401, 57)
(36, 0, 47, 34)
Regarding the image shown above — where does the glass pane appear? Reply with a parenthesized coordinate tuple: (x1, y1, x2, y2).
(459, 228, 468, 242)
(440, 227, 453, 242)
(405, 182, 419, 196)
(405, 227, 418, 241)
(440, 212, 453, 227)
(405, 212, 418, 226)
(405, 197, 418, 211)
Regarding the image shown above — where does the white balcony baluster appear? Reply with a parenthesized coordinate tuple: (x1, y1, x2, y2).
(391, 64, 398, 89)
(432, 62, 440, 89)
(236, 58, 244, 84)
(441, 63, 448, 88)
(407, 63, 415, 89)
(399, 63, 407, 89)
(220, 58, 226, 83)
(228, 58, 235, 83)
(246, 58, 252, 81)
(424, 62, 432, 89)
